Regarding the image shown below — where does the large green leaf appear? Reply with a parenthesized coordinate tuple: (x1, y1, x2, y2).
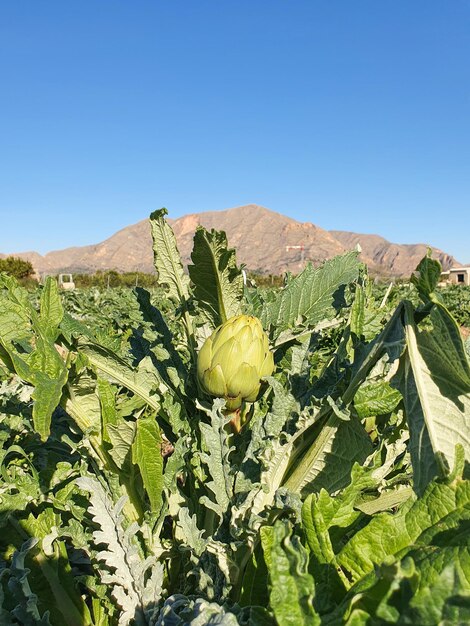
(82, 343, 191, 437)
(0, 274, 33, 344)
(39, 278, 64, 341)
(336, 478, 470, 586)
(301, 468, 377, 613)
(132, 416, 163, 513)
(63, 371, 102, 434)
(284, 415, 373, 496)
(332, 555, 470, 625)
(261, 521, 320, 626)
(79, 343, 161, 413)
(0, 277, 68, 440)
(238, 543, 270, 608)
(188, 227, 243, 328)
(401, 552, 470, 624)
(302, 469, 375, 567)
(349, 280, 383, 344)
(97, 377, 118, 443)
(106, 419, 136, 469)
(401, 302, 470, 493)
(417, 301, 470, 390)
(411, 253, 442, 302)
(30, 360, 68, 441)
(261, 252, 360, 337)
(134, 286, 188, 386)
(149, 208, 190, 304)
(149, 209, 197, 362)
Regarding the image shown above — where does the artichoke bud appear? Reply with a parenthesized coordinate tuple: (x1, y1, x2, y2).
(197, 314, 274, 410)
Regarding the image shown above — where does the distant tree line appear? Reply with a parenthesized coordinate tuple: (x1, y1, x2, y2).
(0, 259, 286, 289)
(73, 270, 160, 288)
(72, 270, 284, 290)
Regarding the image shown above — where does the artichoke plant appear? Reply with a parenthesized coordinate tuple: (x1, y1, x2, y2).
(197, 314, 274, 411)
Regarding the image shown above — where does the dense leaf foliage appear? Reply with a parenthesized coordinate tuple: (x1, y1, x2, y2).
(0, 216, 469, 625)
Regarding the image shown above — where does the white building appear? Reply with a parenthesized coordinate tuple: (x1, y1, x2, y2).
(440, 267, 470, 286)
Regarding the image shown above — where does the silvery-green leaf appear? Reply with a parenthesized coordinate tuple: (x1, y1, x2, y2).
(197, 399, 234, 521)
(76, 477, 163, 626)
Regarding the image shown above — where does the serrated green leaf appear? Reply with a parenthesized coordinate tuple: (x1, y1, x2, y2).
(0, 276, 68, 440)
(264, 376, 299, 437)
(189, 227, 243, 328)
(411, 253, 442, 302)
(149, 208, 190, 304)
(4, 341, 68, 440)
(176, 508, 207, 556)
(60, 311, 96, 343)
(132, 417, 163, 513)
(198, 399, 233, 520)
(261, 252, 360, 337)
(134, 286, 188, 385)
(349, 282, 384, 344)
(75, 477, 163, 624)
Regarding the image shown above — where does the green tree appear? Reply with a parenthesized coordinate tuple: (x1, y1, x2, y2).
(0, 256, 34, 279)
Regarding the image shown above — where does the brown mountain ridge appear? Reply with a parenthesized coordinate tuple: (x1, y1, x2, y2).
(2, 204, 458, 278)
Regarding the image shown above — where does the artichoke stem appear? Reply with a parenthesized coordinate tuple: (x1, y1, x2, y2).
(226, 401, 250, 434)
(227, 408, 242, 434)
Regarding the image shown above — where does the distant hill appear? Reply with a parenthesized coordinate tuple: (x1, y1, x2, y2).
(1, 204, 458, 278)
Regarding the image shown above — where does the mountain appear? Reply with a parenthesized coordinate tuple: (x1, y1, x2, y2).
(330, 231, 457, 277)
(3, 204, 458, 278)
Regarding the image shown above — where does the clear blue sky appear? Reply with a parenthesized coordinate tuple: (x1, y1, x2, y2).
(0, 1, 469, 262)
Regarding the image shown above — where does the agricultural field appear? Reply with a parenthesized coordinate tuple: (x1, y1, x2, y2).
(0, 209, 470, 625)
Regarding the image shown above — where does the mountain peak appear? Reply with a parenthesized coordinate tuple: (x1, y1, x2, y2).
(3, 205, 458, 278)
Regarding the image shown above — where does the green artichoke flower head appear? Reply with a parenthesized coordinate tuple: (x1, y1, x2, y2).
(197, 314, 274, 410)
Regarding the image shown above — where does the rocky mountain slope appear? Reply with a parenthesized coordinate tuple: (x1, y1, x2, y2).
(3, 204, 458, 278)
